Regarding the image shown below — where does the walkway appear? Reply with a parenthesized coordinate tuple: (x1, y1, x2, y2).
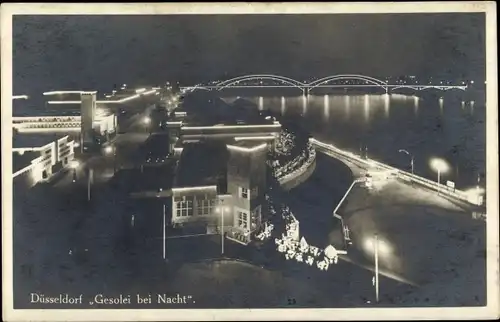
(315, 141, 486, 306)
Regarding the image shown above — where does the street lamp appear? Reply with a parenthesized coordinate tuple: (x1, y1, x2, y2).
(214, 201, 230, 255)
(70, 160, 80, 182)
(398, 149, 414, 175)
(430, 157, 450, 194)
(104, 145, 117, 174)
(143, 116, 151, 134)
(363, 234, 392, 303)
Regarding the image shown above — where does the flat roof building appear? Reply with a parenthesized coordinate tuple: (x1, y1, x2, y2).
(169, 136, 270, 245)
(13, 133, 76, 191)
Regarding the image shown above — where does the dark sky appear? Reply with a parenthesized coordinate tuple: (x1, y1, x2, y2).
(13, 14, 485, 95)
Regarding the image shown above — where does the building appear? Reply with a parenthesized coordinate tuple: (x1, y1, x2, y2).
(165, 119, 280, 156)
(13, 134, 76, 190)
(224, 140, 267, 244)
(80, 91, 97, 149)
(12, 107, 117, 151)
(169, 136, 271, 245)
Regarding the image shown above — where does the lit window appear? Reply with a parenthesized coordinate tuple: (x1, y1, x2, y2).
(238, 211, 248, 229)
(176, 199, 193, 217)
(198, 198, 213, 216)
(240, 187, 249, 199)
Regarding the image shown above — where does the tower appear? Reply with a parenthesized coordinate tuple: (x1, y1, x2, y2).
(226, 141, 268, 242)
(80, 91, 97, 150)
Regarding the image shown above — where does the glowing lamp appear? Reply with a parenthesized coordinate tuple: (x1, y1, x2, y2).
(214, 206, 230, 213)
(430, 158, 450, 174)
(104, 145, 114, 155)
(70, 160, 80, 169)
(363, 236, 392, 257)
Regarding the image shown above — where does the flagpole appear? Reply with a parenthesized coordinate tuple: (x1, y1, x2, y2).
(374, 234, 379, 303)
(163, 204, 166, 260)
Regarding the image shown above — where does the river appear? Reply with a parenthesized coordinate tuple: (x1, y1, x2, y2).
(221, 92, 486, 190)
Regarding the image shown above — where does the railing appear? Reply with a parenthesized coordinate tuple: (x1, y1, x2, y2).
(311, 138, 483, 207)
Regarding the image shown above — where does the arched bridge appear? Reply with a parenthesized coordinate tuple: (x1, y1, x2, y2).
(181, 74, 468, 94)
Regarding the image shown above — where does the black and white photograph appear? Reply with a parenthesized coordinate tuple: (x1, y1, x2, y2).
(2, 2, 498, 321)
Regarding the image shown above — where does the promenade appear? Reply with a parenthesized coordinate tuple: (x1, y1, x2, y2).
(312, 139, 486, 306)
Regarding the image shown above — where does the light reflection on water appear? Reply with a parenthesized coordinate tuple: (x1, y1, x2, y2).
(363, 94, 370, 123)
(223, 93, 485, 189)
(323, 95, 329, 120)
(385, 94, 391, 118)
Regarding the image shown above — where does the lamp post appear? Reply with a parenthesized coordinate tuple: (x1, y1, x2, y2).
(143, 116, 151, 134)
(398, 149, 414, 175)
(70, 160, 80, 183)
(163, 203, 167, 260)
(87, 167, 93, 201)
(104, 145, 117, 174)
(430, 158, 450, 195)
(215, 200, 230, 255)
(364, 235, 392, 304)
(374, 234, 379, 303)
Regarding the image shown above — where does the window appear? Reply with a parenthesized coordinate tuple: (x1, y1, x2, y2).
(240, 187, 249, 199)
(175, 199, 193, 217)
(238, 211, 248, 229)
(198, 198, 213, 216)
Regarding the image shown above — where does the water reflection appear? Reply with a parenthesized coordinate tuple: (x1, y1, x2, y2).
(384, 94, 390, 118)
(344, 95, 350, 120)
(258, 96, 264, 110)
(413, 96, 419, 116)
(439, 97, 444, 115)
(323, 95, 330, 119)
(302, 95, 308, 115)
(281, 96, 286, 115)
(363, 94, 370, 122)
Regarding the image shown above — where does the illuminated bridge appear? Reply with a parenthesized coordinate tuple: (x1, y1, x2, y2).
(181, 74, 468, 94)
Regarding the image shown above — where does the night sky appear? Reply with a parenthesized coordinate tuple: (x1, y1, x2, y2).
(13, 13, 485, 95)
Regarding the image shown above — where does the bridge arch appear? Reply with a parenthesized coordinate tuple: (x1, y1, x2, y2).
(388, 85, 421, 92)
(216, 74, 306, 91)
(389, 85, 467, 92)
(182, 85, 212, 93)
(308, 74, 389, 92)
(434, 86, 467, 92)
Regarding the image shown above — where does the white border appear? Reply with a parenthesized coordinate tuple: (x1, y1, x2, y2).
(1, 2, 498, 321)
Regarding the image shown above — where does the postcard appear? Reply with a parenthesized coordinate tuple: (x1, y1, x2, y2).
(1, 2, 498, 321)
